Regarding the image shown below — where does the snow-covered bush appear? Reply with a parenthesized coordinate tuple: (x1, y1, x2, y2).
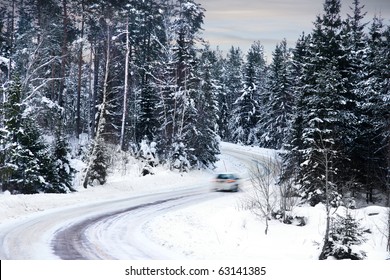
(170, 141, 190, 173)
(83, 139, 108, 187)
(50, 134, 76, 192)
(136, 138, 158, 176)
(137, 138, 158, 166)
(321, 210, 367, 260)
(306, 189, 342, 207)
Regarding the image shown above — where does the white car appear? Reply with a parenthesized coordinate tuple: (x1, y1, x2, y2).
(212, 173, 240, 192)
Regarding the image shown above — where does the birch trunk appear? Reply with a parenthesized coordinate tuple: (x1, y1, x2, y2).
(120, 17, 130, 150)
(76, 0, 85, 138)
(82, 22, 111, 188)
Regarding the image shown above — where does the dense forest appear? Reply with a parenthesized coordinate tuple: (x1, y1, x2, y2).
(0, 0, 389, 209)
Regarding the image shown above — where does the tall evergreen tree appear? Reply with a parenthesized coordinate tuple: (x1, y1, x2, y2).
(359, 16, 390, 200)
(280, 33, 310, 182)
(136, 0, 164, 143)
(230, 41, 266, 145)
(221, 46, 243, 141)
(156, 0, 207, 170)
(189, 46, 220, 168)
(260, 39, 293, 149)
(1, 76, 71, 193)
(341, 0, 369, 195)
(288, 0, 348, 204)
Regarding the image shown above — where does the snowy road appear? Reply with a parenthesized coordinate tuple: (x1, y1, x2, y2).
(0, 181, 225, 259)
(0, 143, 269, 260)
(52, 187, 222, 260)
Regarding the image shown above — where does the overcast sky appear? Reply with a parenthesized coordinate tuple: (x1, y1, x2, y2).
(196, 0, 390, 60)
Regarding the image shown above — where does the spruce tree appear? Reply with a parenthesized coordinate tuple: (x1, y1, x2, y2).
(156, 0, 207, 170)
(230, 41, 266, 145)
(360, 16, 390, 199)
(84, 138, 107, 186)
(280, 33, 311, 183)
(340, 0, 369, 194)
(0, 76, 23, 192)
(51, 130, 76, 192)
(222, 46, 244, 142)
(260, 39, 293, 149)
(291, 0, 349, 204)
(1, 76, 70, 194)
(189, 46, 220, 168)
(320, 210, 367, 260)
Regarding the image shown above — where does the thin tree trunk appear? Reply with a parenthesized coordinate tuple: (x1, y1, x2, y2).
(319, 148, 331, 260)
(387, 122, 390, 251)
(120, 16, 130, 150)
(59, 0, 68, 108)
(76, 0, 85, 138)
(387, 208, 390, 252)
(83, 22, 111, 188)
(90, 42, 99, 139)
(8, 0, 15, 81)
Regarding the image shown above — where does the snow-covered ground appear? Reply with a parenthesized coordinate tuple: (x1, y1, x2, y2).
(0, 142, 389, 260)
(145, 194, 389, 260)
(145, 143, 389, 260)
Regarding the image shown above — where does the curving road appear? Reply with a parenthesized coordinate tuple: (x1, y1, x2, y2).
(0, 144, 269, 260)
(52, 187, 222, 260)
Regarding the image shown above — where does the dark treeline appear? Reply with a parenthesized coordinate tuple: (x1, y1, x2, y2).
(0, 0, 389, 205)
(0, 0, 220, 193)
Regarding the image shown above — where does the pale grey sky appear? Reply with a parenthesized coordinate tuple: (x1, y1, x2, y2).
(197, 0, 390, 59)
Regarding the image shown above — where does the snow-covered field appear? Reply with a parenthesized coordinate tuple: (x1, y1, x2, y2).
(145, 143, 389, 260)
(145, 194, 389, 260)
(0, 142, 389, 260)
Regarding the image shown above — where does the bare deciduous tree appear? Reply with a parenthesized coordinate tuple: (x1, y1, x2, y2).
(386, 208, 390, 253)
(275, 156, 300, 223)
(315, 133, 339, 260)
(243, 157, 278, 235)
(279, 176, 300, 223)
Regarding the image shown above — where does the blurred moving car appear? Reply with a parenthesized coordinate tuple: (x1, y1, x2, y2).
(212, 173, 240, 192)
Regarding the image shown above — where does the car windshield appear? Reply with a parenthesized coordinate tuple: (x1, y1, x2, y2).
(216, 174, 234, 180)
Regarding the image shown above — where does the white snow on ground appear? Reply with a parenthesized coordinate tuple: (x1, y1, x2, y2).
(145, 195, 389, 259)
(143, 143, 389, 260)
(0, 142, 389, 260)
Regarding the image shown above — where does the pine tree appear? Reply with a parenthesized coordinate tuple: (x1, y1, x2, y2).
(210, 47, 227, 139)
(230, 41, 266, 145)
(320, 210, 367, 260)
(280, 33, 311, 183)
(0, 76, 23, 192)
(189, 46, 220, 168)
(84, 138, 107, 186)
(51, 129, 76, 192)
(360, 16, 390, 200)
(156, 0, 208, 170)
(1, 76, 70, 194)
(13, 120, 54, 194)
(290, 0, 349, 204)
(155, 0, 179, 164)
(221, 46, 244, 141)
(0, 0, 16, 83)
(339, 0, 368, 194)
(138, 0, 165, 144)
(260, 39, 293, 149)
